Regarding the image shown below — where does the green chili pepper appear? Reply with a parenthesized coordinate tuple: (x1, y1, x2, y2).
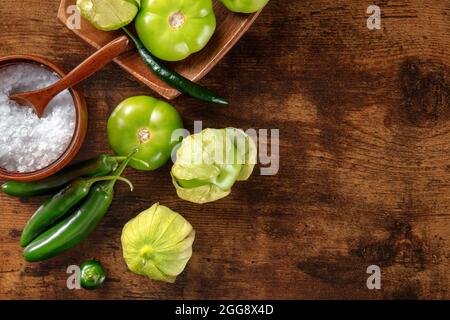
(80, 259, 106, 290)
(20, 175, 133, 247)
(23, 151, 135, 262)
(2, 155, 123, 197)
(122, 27, 228, 105)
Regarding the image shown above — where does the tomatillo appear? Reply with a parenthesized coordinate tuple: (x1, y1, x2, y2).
(121, 203, 195, 283)
(77, 0, 140, 31)
(171, 128, 257, 204)
(107, 96, 184, 171)
(220, 0, 269, 13)
(135, 0, 216, 61)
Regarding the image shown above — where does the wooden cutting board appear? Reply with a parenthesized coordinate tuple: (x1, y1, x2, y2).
(57, 0, 260, 100)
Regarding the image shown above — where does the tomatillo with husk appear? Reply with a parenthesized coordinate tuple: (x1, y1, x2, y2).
(135, 0, 216, 61)
(107, 96, 184, 171)
(121, 203, 195, 283)
(171, 128, 257, 204)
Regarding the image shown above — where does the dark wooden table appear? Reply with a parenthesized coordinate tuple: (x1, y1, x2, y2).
(1, 0, 450, 300)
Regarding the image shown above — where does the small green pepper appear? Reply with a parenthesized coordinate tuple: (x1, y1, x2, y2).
(20, 175, 132, 247)
(23, 152, 135, 262)
(80, 259, 106, 290)
(2, 155, 121, 197)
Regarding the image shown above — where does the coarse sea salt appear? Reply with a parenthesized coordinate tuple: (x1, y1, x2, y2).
(0, 63, 76, 173)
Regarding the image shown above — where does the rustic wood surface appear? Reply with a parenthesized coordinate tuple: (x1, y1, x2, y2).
(1, 0, 450, 300)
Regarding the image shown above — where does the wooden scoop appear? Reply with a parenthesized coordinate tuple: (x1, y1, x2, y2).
(9, 36, 133, 117)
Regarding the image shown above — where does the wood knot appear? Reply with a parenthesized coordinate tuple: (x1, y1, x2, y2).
(399, 59, 450, 127)
(351, 221, 425, 270)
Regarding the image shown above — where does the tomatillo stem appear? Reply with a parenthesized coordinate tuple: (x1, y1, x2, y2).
(169, 12, 185, 29)
(137, 128, 151, 143)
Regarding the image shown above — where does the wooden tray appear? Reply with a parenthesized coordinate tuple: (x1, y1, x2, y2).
(57, 0, 261, 100)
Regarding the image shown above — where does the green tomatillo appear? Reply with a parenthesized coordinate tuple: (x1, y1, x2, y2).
(171, 128, 257, 204)
(135, 0, 216, 61)
(77, 0, 141, 31)
(121, 203, 195, 283)
(107, 96, 184, 171)
(220, 0, 269, 13)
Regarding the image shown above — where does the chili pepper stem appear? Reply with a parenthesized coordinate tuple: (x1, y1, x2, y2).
(106, 149, 138, 193)
(87, 176, 133, 191)
(122, 26, 135, 42)
(111, 156, 127, 162)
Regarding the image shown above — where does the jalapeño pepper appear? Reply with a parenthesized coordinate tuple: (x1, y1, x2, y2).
(23, 151, 135, 262)
(20, 175, 132, 247)
(2, 155, 123, 197)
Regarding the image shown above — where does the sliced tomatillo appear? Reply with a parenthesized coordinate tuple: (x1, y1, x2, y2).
(77, 0, 140, 31)
(171, 128, 257, 204)
(107, 96, 184, 171)
(121, 203, 195, 283)
(220, 0, 269, 13)
(135, 0, 216, 61)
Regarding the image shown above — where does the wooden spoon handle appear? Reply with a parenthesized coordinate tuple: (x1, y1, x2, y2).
(45, 36, 133, 97)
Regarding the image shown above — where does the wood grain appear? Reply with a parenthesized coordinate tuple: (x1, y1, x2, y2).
(1, 0, 450, 299)
(57, 0, 261, 99)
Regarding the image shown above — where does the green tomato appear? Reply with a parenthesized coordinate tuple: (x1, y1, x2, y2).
(80, 259, 106, 290)
(107, 96, 184, 171)
(135, 0, 216, 61)
(220, 0, 269, 13)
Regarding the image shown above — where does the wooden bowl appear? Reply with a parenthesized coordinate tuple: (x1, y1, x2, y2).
(0, 55, 87, 182)
(58, 0, 262, 100)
